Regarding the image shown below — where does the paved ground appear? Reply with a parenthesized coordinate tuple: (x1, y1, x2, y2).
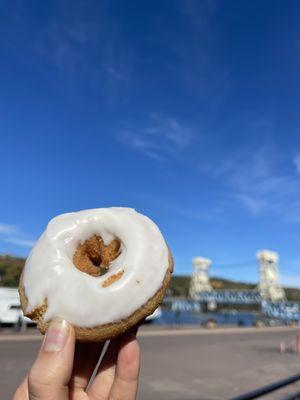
(1, 326, 300, 400)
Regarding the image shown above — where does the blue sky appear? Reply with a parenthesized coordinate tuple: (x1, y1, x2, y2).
(1, 1, 300, 286)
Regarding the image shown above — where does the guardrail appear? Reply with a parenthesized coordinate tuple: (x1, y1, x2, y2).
(228, 373, 300, 399)
(167, 295, 300, 320)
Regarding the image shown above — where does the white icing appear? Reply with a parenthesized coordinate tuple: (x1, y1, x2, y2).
(23, 208, 169, 327)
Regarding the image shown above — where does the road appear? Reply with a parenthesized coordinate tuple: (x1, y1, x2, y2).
(1, 326, 300, 400)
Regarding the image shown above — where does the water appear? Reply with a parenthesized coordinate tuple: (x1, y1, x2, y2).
(152, 310, 257, 327)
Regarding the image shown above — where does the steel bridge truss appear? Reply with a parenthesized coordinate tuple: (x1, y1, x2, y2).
(169, 290, 300, 320)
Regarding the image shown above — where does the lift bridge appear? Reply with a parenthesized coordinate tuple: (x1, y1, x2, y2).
(169, 250, 300, 321)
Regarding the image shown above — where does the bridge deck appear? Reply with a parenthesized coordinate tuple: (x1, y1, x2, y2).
(166, 290, 300, 320)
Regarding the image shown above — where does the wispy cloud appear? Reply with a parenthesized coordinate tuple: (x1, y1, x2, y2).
(0, 2, 133, 105)
(294, 153, 300, 173)
(205, 146, 300, 220)
(0, 223, 17, 235)
(0, 223, 35, 248)
(119, 114, 194, 161)
(5, 238, 35, 248)
(234, 194, 266, 215)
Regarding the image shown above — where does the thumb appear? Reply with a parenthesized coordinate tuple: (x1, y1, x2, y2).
(28, 318, 75, 400)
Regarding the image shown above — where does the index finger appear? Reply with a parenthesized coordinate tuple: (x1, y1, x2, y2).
(13, 377, 29, 400)
(108, 334, 140, 400)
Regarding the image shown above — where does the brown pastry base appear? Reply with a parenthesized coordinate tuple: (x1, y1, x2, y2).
(19, 242, 173, 342)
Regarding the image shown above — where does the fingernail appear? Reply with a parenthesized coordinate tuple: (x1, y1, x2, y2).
(43, 318, 69, 352)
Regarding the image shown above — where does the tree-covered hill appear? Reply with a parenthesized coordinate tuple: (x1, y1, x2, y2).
(1, 255, 300, 302)
(168, 275, 300, 302)
(0, 255, 24, 287)
(169, 275, 256, 297)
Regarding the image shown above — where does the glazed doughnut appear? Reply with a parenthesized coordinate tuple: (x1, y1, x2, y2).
(19, 207, 173, 341)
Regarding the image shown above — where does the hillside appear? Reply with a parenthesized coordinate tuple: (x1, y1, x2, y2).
(169, 275, 300, 302)
(169, 275, 256, 297)
(1, 255, 300, 301)
(0, 255, 24, 287)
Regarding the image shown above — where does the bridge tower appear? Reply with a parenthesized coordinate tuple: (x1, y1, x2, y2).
(189, 257, 213, 299)
(257, 250, 285, 302)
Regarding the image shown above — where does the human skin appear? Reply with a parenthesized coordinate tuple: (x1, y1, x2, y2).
(13, 318, 140, 400)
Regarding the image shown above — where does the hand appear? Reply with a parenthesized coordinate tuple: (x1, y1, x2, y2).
(13, 318, 140, 400)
